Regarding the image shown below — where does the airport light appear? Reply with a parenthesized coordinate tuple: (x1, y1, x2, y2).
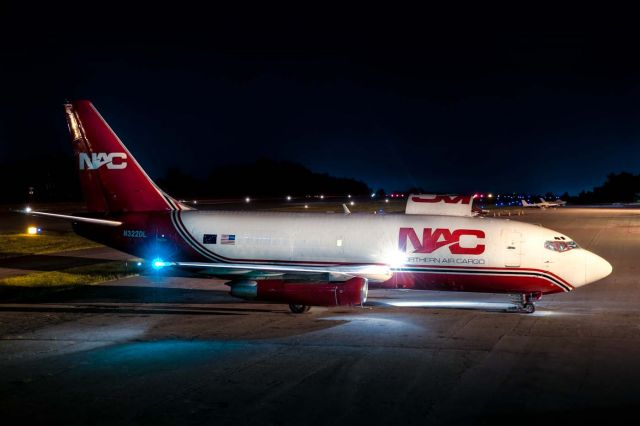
(320, 195, 324, 199)
(350, 201, 355, 206)
(27, 226, 40, 235)
(245, 197, 251, 203)
(286, 195, 292, 201)
(385, 198, 389, 203)
(25, 206, 32, 213)
(304, 204, 309, 209)
(347, 194, 352, 198)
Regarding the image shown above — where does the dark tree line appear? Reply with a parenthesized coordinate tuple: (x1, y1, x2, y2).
(0, 155, 82, 203)
(157, 159, 371, 199)
(573, 172, 640, 204)
(3, 153, 636, 205)
(0, 156, 370, 203)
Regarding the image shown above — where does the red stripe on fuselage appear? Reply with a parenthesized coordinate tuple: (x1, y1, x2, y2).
(378, 271, 568, 294)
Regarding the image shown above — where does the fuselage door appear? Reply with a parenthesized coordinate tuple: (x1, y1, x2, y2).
(502, 230, 522, 267)
(336, 235, 344, 255)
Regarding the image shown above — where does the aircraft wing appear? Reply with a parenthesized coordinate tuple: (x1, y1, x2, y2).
(165, 261, 393, 282)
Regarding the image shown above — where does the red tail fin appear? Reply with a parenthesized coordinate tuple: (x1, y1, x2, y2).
(64, 100, 183, 212)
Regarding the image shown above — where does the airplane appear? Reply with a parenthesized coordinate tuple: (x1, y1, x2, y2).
(521, 199, 546, 208)
(522, 198, 566, 209)
(21, 101, 612, 314)
(540, 197, 567, 207)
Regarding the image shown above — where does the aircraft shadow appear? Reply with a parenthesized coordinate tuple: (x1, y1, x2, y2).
(0, 285, 277, 315)
(0, 253, 119, 272)
(0, 305, 245, 316)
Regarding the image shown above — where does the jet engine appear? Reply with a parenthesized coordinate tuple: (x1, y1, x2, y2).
(228, 276, 368, 307)
(405, 194, 475, 216)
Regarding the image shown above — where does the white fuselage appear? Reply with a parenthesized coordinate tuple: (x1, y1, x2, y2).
(174, 210, 611, 293)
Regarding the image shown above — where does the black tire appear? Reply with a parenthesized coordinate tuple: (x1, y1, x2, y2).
(289, 304, 311, 314)
(523, 303, 535, 314)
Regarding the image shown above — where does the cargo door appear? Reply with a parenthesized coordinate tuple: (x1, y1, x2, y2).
(502, 230, 522, 267)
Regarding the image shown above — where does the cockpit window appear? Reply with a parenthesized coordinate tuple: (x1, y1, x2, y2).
(544, 240, 579, 252)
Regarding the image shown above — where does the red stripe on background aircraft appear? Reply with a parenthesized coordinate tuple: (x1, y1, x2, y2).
(22, 101, 612, 313)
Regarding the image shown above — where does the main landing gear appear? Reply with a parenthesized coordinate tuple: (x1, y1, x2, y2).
(507, 292, 541, 314)
(289, 304, 311, 314)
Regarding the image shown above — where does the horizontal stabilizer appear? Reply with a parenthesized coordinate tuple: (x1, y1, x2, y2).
(18, 209, 122, 226)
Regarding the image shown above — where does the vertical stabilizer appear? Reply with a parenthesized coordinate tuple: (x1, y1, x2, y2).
(64, 101, 184, 212)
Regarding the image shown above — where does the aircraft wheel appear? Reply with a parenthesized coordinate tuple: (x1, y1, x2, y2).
(289, 304, 311, 314)
(508, 294, 537, 314)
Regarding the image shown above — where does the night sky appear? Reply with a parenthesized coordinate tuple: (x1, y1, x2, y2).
(2, 8, 639, 195)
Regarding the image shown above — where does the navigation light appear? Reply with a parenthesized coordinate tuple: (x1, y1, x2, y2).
(152, 258, 167, 269)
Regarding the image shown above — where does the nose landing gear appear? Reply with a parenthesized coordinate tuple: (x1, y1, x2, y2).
(507, 292, 541, 314)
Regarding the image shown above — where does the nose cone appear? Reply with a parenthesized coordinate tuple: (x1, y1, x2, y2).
(584, 250, 613, 285)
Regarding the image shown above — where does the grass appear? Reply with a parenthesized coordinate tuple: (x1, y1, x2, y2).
(0, 231, 138, 289)
(0, 232, 101, 259)
(0, 260, 140, 287)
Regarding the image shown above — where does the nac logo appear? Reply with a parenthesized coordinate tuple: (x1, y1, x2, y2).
(399, 228, 485, 255)
(411, 195, 472, 205)
(79, 152, 127, 170)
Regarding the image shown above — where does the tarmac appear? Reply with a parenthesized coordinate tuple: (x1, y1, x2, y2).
(1, 207, 639, 425)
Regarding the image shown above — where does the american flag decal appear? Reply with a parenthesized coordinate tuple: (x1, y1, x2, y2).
(221, 234, 236, 245)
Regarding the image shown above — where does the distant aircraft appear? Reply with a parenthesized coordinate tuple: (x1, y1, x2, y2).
(540, 197, 567, 207)
(21, 101, 612, 314)
(522, 198, 565, 209)
(521, 200, 546, 208)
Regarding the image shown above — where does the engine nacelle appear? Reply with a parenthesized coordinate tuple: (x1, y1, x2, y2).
(228, 277, 368, 307)
(405, 194, 474, 216)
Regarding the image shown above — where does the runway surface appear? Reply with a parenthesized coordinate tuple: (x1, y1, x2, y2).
(1, 207, 639, 425)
